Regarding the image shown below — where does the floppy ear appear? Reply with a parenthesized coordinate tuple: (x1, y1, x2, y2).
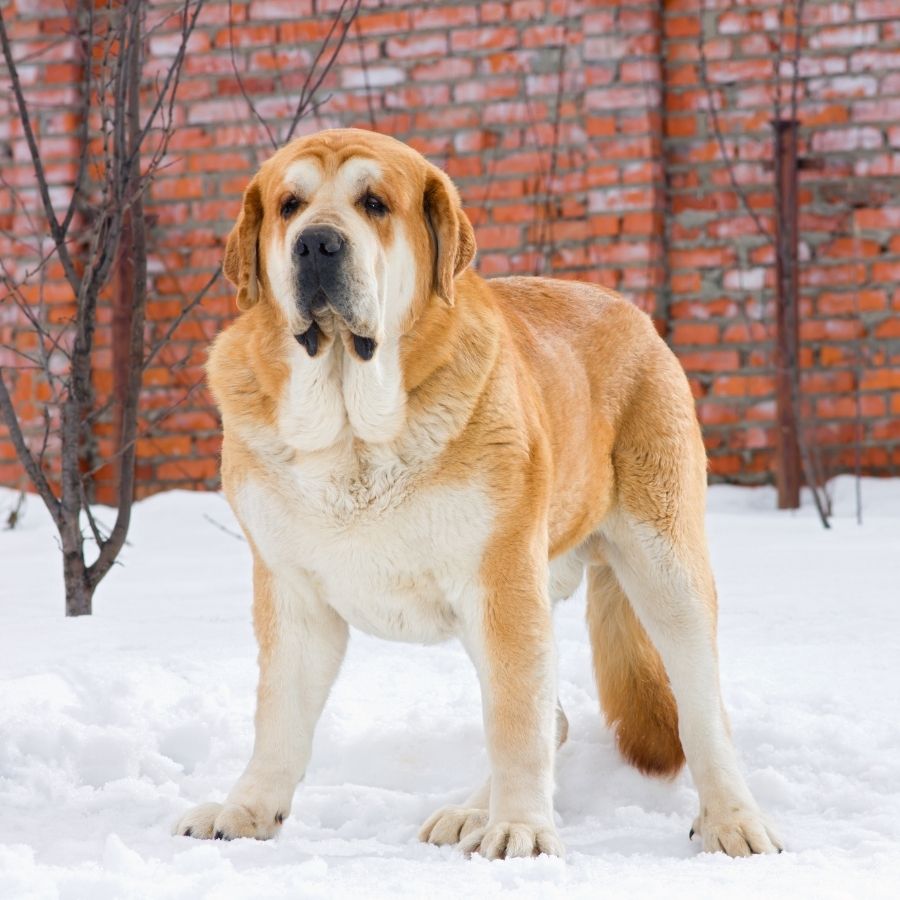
(424, 167, 476, 306)
(224, 177, 263, 311)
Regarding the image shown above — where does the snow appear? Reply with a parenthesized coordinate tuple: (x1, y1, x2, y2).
(1, 477, 898, 899)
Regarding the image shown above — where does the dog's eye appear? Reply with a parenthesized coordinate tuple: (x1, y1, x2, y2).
(361, 193, 388, 217)
(280, 196, 301, 220)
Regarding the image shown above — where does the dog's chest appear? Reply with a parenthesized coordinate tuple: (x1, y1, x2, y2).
(235, 448, 492, 643)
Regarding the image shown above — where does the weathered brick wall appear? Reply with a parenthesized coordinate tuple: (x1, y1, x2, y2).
(1, 0, 898, 501)
(0, 2, 81, 491)
(663, 0, 900, 479)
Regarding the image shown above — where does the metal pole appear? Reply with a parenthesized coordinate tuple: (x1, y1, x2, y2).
(772, 119, 801, 509)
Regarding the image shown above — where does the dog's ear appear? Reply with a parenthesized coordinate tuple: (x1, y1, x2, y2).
(424, 167, 476, 306)
(224, 176, 263, 311)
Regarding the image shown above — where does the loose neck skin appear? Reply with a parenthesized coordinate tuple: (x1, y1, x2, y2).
(258, 268, 501, 459)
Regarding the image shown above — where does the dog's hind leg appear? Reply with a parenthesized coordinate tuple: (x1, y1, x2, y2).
(420, 548, 578, 849)
(418, 778, 490, 847)
(418, 702, 568, 848)
(599, 374, 781, 856)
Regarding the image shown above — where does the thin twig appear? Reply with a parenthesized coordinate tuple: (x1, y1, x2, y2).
(130, 0, 204, 167)
(0, 370, 62, 525)
(203, 513, 245, 542)
(228, 0, 278, 149)
(4, 491, 26, 530)
(533, 30, 569, 275)
(285, 0, 361, 143)
(0, 9, 80, 291)
(354, 16, 378, 131)
(61, 0, 93, 235)
(143, 266, 221, 370)
(696, 0, 772, 244)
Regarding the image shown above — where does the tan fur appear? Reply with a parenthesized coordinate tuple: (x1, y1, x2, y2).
(176, 129, 780, 859)
(587, 565, 684, 777)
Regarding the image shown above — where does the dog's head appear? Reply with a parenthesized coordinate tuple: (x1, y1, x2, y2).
(223, 129, 476, 362)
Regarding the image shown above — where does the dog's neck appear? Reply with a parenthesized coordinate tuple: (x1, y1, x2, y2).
(277, 270, 500, 459)
(213, 270, 501, 476)
(271, 328, 403, 455)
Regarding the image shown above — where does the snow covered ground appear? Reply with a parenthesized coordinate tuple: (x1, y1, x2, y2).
(0, 477, 898, 899)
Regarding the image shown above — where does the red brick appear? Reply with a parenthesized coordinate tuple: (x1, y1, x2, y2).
(354, 10, 412, 34)
(385, 34, 448, 59)
(819, 236, 882, 257)
(451, 27, 518, 52)
(857, 0, 899, 18)
(680, 351, 741, 372)
(874, 319, 900, 338)
(671, 323, 720, 345)
(248, 0, 314, 19)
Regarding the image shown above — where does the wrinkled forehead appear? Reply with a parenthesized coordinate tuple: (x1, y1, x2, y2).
(280, 155, 383, 199)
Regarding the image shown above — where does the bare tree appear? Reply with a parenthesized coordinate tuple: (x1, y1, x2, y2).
(1, 0, 365, 615)
(0, 0, 205, 615)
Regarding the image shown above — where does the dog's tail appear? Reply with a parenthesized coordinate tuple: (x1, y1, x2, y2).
(586, 564, 685, 777)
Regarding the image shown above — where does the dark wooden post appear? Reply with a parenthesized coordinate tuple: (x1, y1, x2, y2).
(772, 119, 801, 509)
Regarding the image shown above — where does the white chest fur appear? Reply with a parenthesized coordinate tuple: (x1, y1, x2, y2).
(234, 443, 493, 644)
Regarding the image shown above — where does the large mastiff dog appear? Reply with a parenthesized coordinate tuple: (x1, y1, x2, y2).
(174, 129, 780, 859)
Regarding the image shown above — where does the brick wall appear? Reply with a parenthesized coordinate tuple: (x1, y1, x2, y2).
(663, 0, 900, 479)
(1, 0, 898, 501)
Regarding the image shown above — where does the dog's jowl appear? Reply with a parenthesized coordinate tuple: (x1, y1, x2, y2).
(173, 129, 781, 860)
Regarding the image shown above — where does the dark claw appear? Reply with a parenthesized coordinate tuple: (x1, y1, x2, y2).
(184, 827, 193, 838)
(352, 334, 376, 361)
(689, 828, 695, 840)
(274, 812, 284, 825)
(214, 830, 225, 840)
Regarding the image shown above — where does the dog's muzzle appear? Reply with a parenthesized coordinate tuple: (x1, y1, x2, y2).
(293, 225, 376, 361)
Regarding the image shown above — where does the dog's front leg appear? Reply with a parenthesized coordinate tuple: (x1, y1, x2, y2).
(174, 556, 348, 840)
(457, 547, 564, 859)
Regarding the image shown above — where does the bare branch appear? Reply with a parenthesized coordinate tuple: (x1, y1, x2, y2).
(61, 0, 94, 235)
(202, 512, 245, 542)
(353, 16, 378, 131)
(84, 375, 206, 477)
(79, 475, 107, 548)
(4, 491, 26, 530)
(285, 0, 361, 143)
(0, 8, 81, 291)
(0, 370, 62, 526)
(789, 0, 806, 123)
(696, 2, 773, 244)
(228, 0, 278, 150)
(143, 266, 221, 370)
(532, 31, 569, 275)
(131, 1, 205, 165)
(37, 405, 53, 472)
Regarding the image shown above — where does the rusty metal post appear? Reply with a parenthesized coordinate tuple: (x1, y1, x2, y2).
(772, 119, 801, 509)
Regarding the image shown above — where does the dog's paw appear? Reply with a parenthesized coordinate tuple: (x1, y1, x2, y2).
(173, 801, 285, 841)
(690, 805, 782, 857)
(418, 805, 488, 846)
(457, 820, 564, 860)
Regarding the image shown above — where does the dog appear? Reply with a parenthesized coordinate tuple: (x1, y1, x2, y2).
(173, 129, 781, 859)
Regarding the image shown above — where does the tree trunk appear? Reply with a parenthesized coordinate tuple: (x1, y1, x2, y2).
(62, 545, 92, 616)
(60, 385, 89, 616)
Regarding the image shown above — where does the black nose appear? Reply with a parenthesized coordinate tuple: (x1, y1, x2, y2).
(296, 225, 344, 258)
